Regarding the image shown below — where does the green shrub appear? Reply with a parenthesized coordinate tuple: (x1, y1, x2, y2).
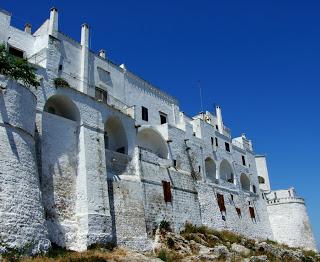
(54, 77, 70, 88)
(0, 44, 40, 88)
(159, 220, 172, 232)
(156, 248, 182, 262)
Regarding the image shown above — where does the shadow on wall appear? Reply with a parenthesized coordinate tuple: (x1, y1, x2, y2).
(41, 94, 80, 248)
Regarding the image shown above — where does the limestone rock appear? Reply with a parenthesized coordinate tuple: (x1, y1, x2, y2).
(249, 255, 269, 262)
(211, 244, 230, 258)
(231, 243, 251, 256)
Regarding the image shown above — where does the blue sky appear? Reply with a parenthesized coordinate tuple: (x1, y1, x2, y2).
(2, 0, 319, 248)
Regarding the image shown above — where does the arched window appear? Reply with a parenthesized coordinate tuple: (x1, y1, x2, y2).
(205, 157, 216, 183)
(44, 95, 80, 122)
(137, 128, 168, 159)
(240, 173, 250, 191)
(258, 176, 265, 184)
(220, 160, 234, 183)
(105, 117, 128, 154)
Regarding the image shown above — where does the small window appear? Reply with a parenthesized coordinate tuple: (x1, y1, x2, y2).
(249, 206, 255, 219)
(252, 185, 257, 193)
(9, 46, 24, 58)
(248, 201, 251, 205)
(215, 137, 218, 147)
(198, 166, 201, 172)
(236, 207, 241, 217)
(217, 193, 226, 212)
(225, 142, 230, 152)
(242, 155, 246, 166)
(142, 106, 148, 121)
(95, 87, 108, 103)
(258, 176, 265, 184)
(159, 112, 167, 124)
(211, 137, 214, 145)
(104, 131, 109, 149)
(215, 125, 219, 130)
(162, 181, 172, 203)
(59, 64, 63, 71)
(173, 159, 177, 168)
(230, 194, 234, 201)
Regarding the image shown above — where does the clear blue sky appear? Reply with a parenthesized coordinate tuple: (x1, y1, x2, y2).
(3, 0, 319, 248)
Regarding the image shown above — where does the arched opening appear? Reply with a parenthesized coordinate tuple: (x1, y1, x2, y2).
(240, 173, 251, 191)
(220, 159, 234, 183)
(44, 95, 80, 122)
(258, 176, 265, 184)
(41, 95, 80, 248)
(137, 128, 168, 159)
(104, 117, 128, 154)
(205, 157, 216, 183)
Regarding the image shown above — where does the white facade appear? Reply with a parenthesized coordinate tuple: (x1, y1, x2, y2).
(0, 7, 317, 253)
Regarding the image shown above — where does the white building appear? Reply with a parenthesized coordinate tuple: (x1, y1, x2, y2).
(0, 7, 317, 253)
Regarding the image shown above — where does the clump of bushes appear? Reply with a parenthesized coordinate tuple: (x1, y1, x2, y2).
(156, 248, 182, 262)
(159, 220, 172, 232)
(54, 77, 69, 88)
(0, 44, 40, 88)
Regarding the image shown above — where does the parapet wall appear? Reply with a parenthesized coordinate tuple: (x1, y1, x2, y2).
(0, 77, 50, 253)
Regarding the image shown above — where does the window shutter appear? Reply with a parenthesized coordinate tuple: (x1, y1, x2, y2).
(162, 181, 172, 203)
(217, 193, 226, 212)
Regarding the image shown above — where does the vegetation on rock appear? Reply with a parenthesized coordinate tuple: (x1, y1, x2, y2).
(53, 77, 70, 88)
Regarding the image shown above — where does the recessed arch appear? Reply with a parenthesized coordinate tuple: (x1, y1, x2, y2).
(137, 128, 168, 159)
(44, 95, 80, 122)
(205, 157, 216, 183)
(219, 159, 234, 183)
(240, 173, 251, 191)
(104, 117, 128, 154)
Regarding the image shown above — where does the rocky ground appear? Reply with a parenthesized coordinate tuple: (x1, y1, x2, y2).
(1, 223, 319, 261)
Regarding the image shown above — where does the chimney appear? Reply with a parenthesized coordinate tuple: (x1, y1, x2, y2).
(99, 49, 106, 59)
(215, 105, 223, 134)
(119, 63, 126, 71)
(81, 23, 89, 47)
(24, 23, 32, 34)
(48, 7, 58, 37)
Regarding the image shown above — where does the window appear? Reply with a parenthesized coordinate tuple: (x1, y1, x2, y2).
(142, 106, 148, 121)
(59, 64, 63, 71)
(252, 185, 257, 193)
(104, 131, 109, 149)
(249, 206, 255, 219)
(95, 87, 108, 103)
(198, 166, 201, 173)
(258, 176, 265, 184)
(230, 194, 234, 201)
(173, 159, 177, 168)
(217, 193, 226, 212)
(215, 137, 218, 147)
(9, 46, 24, 58)
(225, 142, 230, 152)
(211, 137, 214, 145)
(159, 112, 167, 124)
(242, 155, 246, 166)
(162, 181, 172, 203)
(216, 125, 219, 130)
(236, 207, 241, 217)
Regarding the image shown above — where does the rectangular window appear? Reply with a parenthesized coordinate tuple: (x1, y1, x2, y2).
(249, 206, 255, 219)
(242, 155, 246, 166)
(211, 137, 214, 145)
(9, 46, 24, 58)
(198, 166, 201, 173)
(225, 142, 230, 152)
(95, 87, 108, 103)
(142, 106, 148, 121)
(230, 194, 234, 201)
(217, 193, 226, 212)
(173, 159, 177, 167)
(215, 137, 218, 147)
(162, 181, 172, 203)
(159, 112, 167, 124)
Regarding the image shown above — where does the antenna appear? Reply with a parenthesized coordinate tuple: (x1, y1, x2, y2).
(198, 80, 204, 113)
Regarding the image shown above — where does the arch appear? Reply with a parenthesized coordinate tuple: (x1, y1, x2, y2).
(258, 176, 265, 184)
(137, 128, 168, 159)
(205, 157, 216, 183)
(44, 95, 80, 122)
(220, 159, 234, 183)
(104, 117, 128, 154)
(240, 173, 251, 191)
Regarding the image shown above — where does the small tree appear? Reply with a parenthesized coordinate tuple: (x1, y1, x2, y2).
(0, 44, 40, 88)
